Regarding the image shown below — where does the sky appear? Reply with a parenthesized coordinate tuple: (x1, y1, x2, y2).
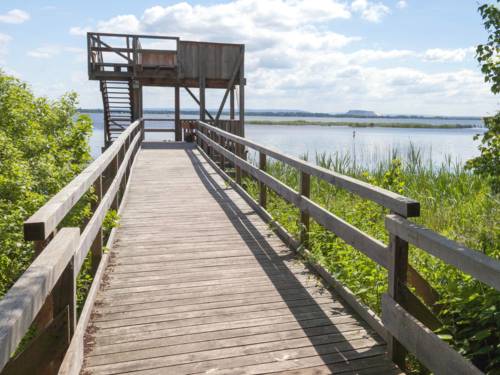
(0, 0, 498, 116)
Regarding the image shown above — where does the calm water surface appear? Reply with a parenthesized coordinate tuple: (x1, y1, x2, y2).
(87, 113, 484, 168)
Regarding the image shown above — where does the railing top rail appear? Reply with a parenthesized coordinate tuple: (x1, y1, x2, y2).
(197, 121, 420, 217)
(181, 40, 245, 48)
(24, 119, 143, 241)
(0, 228, 79, 371)
(386, 214, 500, 291)
(88, 32, 179, 41)
(90, 47, 178, 54)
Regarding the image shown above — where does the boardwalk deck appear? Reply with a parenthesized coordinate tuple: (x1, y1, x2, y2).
(81, 143, 401, 375)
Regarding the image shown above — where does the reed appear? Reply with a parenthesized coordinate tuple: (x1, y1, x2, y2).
(243, 146, 499, 372)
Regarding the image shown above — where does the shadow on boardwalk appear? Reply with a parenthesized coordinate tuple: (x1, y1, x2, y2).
(183, 144, 388, 372)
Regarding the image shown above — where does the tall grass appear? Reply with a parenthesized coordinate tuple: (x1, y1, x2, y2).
(243, 146, 499, 373)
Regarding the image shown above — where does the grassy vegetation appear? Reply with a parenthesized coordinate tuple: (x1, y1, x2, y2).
(247, 119, 477, 128)
(242, 147, 499, 373)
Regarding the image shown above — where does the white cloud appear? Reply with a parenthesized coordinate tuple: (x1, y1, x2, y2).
(423, 47, 473, 62)
(0, 33, 11, 46)
(28, 46, 60, 59)
(71, 0, 353, 50)
(27, 45, 86, 60)
(396, 0, 407, 9)
(0, 33, 12, 63)
(0, 9, 30, 24)
(63, 1, 495, 115)
(69, 26, 89, 36)
(348, 49, 414, 62)
(351, 0, 390, 22)
(96, 15, 141, 34)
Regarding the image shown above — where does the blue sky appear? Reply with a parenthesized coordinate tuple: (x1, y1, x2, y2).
(0, 0, 497, 116)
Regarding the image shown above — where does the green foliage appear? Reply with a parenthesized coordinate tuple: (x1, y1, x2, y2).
(0, 71, 92, 298)
(477, 1, 500, 94)
(466, 115, 500, 193)
(244, 149, 499, 374)
(466, 1, 500, 193)
(103, 209, 120, 238)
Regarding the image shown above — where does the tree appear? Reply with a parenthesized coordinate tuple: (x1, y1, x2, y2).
(0, 71, 92, 297)
(466, 1, 500, 193)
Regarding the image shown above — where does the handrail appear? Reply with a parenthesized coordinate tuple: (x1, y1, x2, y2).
(197, 129, 390, 268)
(195, 120, 498, 374)
(386, 214, 500, 291)
(382, 214, 499, 374)
(0, 119, 144, 373)
(0, 228, 80, 372)
(382, 294, 483, 375)
(196, 121, 420, 217)
(24, 119, 143, 241)
(87, 32, 179, 40)
(91, 47, 178, 54)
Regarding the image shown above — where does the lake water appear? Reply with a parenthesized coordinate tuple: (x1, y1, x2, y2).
(87, 113, 485, 168)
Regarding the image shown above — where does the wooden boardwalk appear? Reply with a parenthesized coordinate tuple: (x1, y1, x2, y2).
(81, 143, 401, 375)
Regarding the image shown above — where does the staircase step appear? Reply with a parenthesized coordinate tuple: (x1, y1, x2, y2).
(102, 78, 135, 145)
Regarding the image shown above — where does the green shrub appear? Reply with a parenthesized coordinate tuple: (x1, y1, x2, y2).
(0, 71, 92, 298)
(244, 149, 499, 373)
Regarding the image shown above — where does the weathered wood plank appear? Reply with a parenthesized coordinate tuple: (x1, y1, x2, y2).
(386, 214, 500, 291)
(199, 354, 402, 375)
(88, 321, 369, 358)
(2, 307, 70, 375)
(382, 294, 482, 375)
(86, 328, 374, 367)
(59, 162, 135, 375)
(0, 228, 79, 371)
(80, 144, 393, 375)
(85, 337, 385, 374)
(74, 130, 141, 274)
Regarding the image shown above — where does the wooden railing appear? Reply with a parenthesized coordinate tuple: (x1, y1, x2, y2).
(382, 215, 499, 374)
(0, 119, 144, 374)
(196, 120, 499, 374)
(87, 32, 179, 77)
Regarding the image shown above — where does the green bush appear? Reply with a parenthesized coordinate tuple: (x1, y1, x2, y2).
(0, 71, 92, 298)
(466, 1, 500, 194)
(244, 150, 499, 373)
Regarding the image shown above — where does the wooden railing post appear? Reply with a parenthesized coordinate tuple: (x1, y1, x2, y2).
(33, 233, 56, 330)
(119, 145, 127, 204)
(218, 134, 225, 171)
(110, 154, 119, 210)
(202, 127, 207, 154)
(259, 152, 267, 208)
(52, 257, 76, 336)
(299, 171, 310, 247)
(235, 145, 242, 185)
(387, 215, 409, 371)
(90, 175, 103, 275)
(0, 228, 79, 375)
(208, 129, 214, 160)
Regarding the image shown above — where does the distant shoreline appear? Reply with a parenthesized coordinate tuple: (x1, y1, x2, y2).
(78, 109, 482, 121)
(246, 120, 477, 129)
